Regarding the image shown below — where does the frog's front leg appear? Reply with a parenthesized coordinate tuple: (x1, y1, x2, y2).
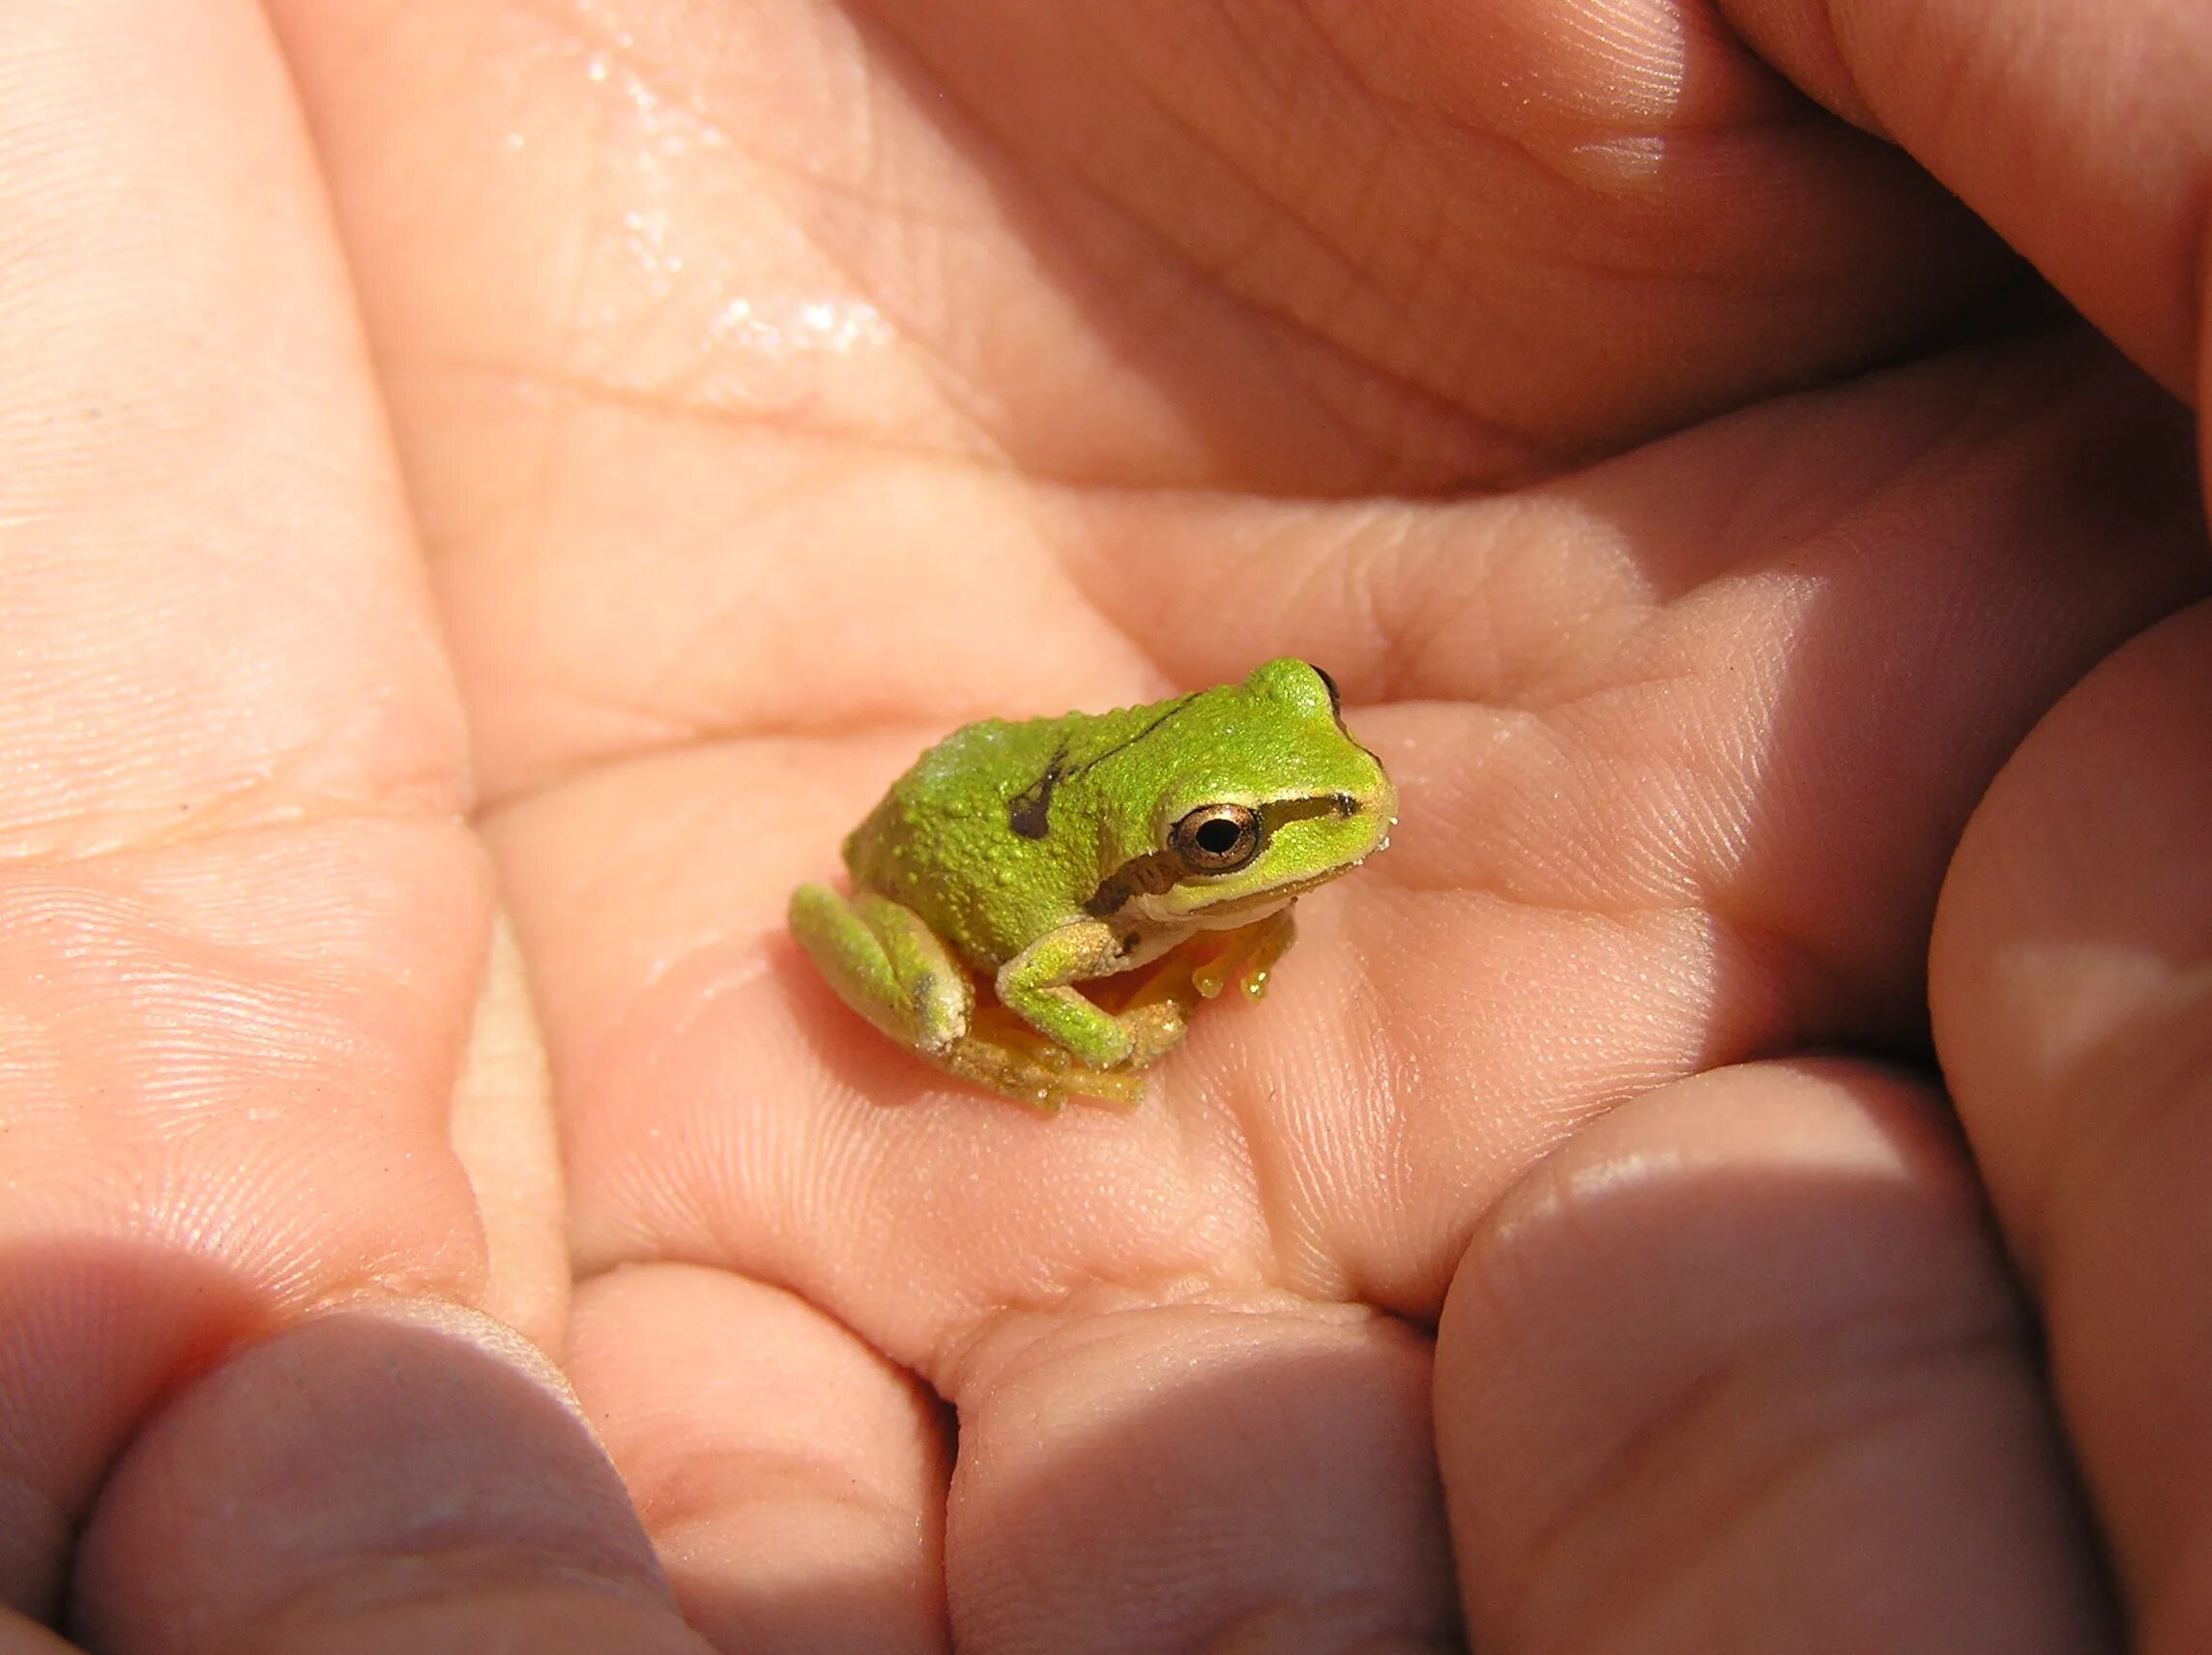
(997, 918, 1183, 1071)
(788, 885, 974, 1056)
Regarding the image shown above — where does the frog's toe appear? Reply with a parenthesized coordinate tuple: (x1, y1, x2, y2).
(1119, 1002, 1189, 1069)
(906, 972, 969, 1055)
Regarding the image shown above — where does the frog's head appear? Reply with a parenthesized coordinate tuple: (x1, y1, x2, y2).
(1088, 658, 1397, 929)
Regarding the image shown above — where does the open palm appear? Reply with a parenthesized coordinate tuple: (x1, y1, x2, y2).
(8, 2, 2209, 1651)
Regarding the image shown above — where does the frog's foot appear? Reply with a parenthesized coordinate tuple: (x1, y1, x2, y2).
(1190, 908, 1298, 1001)
(788, 884, 974, 1055)
(1116, 997, 1190, 1067)
(945, 1004, 1149, 1113)
(928, 985, 1192, 1114)
(1121, 911, 1299, 1010)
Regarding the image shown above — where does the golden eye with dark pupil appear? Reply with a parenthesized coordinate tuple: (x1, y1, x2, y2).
(1170, 803, 1262, 872)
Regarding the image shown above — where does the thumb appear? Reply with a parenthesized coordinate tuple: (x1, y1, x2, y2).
(1933, 601, 2212, 1647)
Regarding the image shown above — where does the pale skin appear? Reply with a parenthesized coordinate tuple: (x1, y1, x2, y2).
(5, 2, 2211, 1652)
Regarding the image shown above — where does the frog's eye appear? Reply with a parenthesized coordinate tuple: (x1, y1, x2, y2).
(1170, 803, 1264, 873)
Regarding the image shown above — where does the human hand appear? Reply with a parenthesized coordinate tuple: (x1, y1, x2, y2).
(5, 1, 2206, 1651)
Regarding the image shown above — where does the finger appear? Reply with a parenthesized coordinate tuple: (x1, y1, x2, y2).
(0, 0, 493, 1618)
(564, 1263, 950, 1652)
(945, 1299, 1455, 1653)
(0, 7, 457, 830)
(1721, 0, 2212, 404)
(1931, 602, 2212, 1647)
(0, 1619, 76, 1655)
(1436, 1060, 2110, 1653)
(448, 915, 566, 1349)
(71, 1301, 709, 1655)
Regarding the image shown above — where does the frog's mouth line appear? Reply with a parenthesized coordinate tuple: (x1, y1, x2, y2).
(1181, 863, 1364, 921)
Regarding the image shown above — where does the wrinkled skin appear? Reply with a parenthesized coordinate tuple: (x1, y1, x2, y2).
(4, 2, 2210, 1651)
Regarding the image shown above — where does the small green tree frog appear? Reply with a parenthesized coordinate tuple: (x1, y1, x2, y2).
(789, 658, 1396, 1111)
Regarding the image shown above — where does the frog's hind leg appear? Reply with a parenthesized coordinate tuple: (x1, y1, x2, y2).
(791, 889, 1150, 1113)
(788, 885, 974, 1057)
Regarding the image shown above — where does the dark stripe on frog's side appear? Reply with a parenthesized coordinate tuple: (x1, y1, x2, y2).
(1082, 847, 1182, 919)
(1083, 792, 1363, 918)
(1004, 693, 1199, 841)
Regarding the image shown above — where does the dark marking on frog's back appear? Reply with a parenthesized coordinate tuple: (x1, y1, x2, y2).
(1004, 692, 1199, 843)
(1006, 748, 1066, 840)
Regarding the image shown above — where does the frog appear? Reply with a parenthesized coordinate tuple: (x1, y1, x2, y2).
(788, 658, 1397, 1112)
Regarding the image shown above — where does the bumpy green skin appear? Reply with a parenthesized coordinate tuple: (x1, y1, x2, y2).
(790, 658, 1395, 1110)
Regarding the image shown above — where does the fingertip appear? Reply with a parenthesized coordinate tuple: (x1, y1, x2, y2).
(1436, 1060, 2110, 1652)
(1933, 602, 2212, 1647)
(1934, 603, 2212, 1198)
(72, 1299, 704, 1655)
(946, 1298, 1456, 1653)
(564, 1263, 951, 1654)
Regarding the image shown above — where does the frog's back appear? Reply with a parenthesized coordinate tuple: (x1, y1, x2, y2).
(841, 695, 1189, 972)
(841, 712, 1087, 970)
